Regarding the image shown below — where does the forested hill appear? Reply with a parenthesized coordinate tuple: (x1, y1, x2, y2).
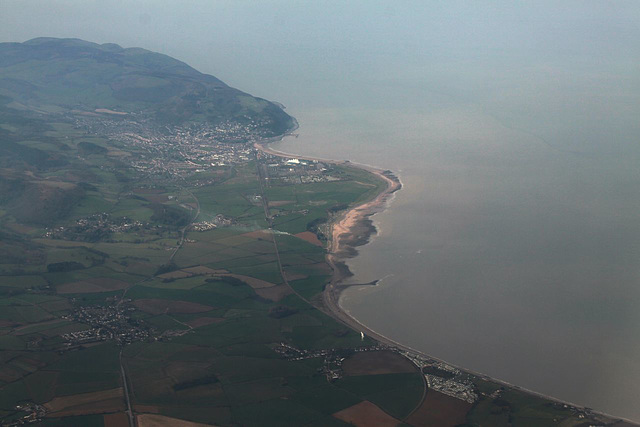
(0, 37, 293, 134)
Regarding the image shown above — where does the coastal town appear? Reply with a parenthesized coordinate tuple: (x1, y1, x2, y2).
(400, 351, 478, 404)
(55, 111, 349, 197)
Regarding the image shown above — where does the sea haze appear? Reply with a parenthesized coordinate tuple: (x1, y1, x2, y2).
(2, 0, 639, 421)
(267, 5, 640, 421)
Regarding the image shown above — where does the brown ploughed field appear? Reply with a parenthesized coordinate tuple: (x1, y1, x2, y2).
(406, 390, 472, 427)
(104, 412, 130, 427)
(137, 414, 214, 427)
(294, 231, 324, 246)
(44, 388, 125, 417)
(333, 400, 401, 427)
(255, 284, 293, 301)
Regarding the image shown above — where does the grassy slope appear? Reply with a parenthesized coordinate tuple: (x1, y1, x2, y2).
(0, 37, 293, 133)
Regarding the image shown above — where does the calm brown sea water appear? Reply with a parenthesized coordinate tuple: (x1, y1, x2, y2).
(240, 5, 640, 418)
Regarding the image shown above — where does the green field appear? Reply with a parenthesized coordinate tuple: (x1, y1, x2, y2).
(0, 119, 403, 424)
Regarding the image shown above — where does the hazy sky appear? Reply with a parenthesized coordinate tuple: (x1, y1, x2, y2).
(2, 1, 639, 104)
(2, 1, 639, 154)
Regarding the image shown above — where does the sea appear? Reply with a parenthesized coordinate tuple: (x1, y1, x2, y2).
(259, 9, 640, 420)
(272, 101, 640, 420)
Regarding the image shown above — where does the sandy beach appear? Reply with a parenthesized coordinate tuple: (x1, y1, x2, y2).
(254, 137, 418, 347)
(254, 136, 401, 284)
(327, 168, 400, 270)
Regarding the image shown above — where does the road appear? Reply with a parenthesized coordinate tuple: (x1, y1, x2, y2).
(253, 151, 310, 305)
(169, 187, 201, 263)
(119, 350, 135, 427)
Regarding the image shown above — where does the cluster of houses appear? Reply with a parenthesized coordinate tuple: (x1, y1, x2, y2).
(61, 304, 149, 347)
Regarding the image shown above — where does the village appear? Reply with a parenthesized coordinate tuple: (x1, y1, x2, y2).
(61, 303, 150, 347)
(272, 342, 392, 382)
(2, 403, 46, 427)
(43, 213, 151, 242)
(272, 340, 480, 405)
(400, 350, 478, 404)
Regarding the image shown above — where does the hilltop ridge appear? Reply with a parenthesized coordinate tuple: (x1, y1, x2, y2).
(0, 37, 293, 133)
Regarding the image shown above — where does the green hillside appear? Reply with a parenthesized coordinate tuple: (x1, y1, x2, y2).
(0, 38, 293, 133)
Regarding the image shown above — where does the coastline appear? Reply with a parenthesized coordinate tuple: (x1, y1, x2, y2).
(253, 128, 404, 331)
(254, 128, 640, 426)
(254, 134, 414, 352)
(254, 133, 402, 286)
